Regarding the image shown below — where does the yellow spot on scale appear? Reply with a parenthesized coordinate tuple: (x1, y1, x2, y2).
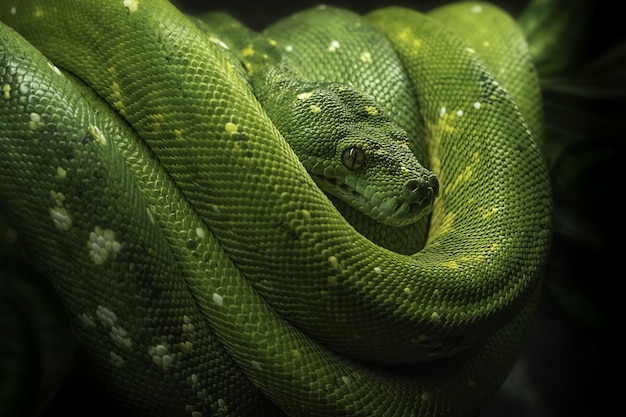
(49, 206, 71, 231)
(442, 260, 459, 269)
(150, 344, 174, 370)
(482, 40, 491, 48)
(241, 44, 255, 57)
(123, 0, 139, 12)
(328, 255, 340, 270)
(403, 287, 411, 295)
(426, 111, 456, 178)
(96, 305, 117, 326)
(364, 105, 378, 116)
(398, 27, 412, 42)
(297, 91, 313, 100)
(291, 349, 302, 359)
(56, 166, 67, 178)
(225, 122, 238, 134)
(149, 113, 166, 131)
(445, 164, 473, 195)
(87, 226, 122, 265)
(95, 305, 132, 348)
(2, 84, 10, 99)
(430, 312, 441, 322)
(28, 112, 43, 130)
(465, 254, 484, 262)
(89, 124, 107, 145)
(310, 104, 321, 114)
(245, 62, 255, 75)
(445, 152, 479, 195)
(34, 6, 44, 18)
(111, 82, 126, 116)
(268, 38, 277, 46)
(328, 40, 340, 52)
(359, 51, 373, 63)
(399, 141, 410, 150)
(213, 293, 224, 306)
(479, 206, 500, 219)
(490, 242, 500, 251)
(465, 47, 475, 54)
(301, 209, 311, 222)
(175, 129, 183, 140)
(49, 190, 71, 231)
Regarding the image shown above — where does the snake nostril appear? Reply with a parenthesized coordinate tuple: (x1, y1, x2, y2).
(404, 179, 424, 203)
(405, 175, 439, 204)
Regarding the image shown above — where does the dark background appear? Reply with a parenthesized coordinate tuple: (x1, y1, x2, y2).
(173, 0, 621, 60)
(33, 1, 623, 416)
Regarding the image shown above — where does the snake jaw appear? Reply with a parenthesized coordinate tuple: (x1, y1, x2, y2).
(311, 170, 438, 226)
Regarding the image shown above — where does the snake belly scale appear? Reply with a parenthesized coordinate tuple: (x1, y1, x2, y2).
(0, 1, 552, 416)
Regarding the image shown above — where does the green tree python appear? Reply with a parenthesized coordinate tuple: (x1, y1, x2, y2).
(0, 0, 552, 416)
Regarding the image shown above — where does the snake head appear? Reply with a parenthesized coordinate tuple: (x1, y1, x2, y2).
(306, 124, 439, 226)
(274, 80, 439, 226)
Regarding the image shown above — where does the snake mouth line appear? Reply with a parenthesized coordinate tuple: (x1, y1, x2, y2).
(314, 176, 431, 226)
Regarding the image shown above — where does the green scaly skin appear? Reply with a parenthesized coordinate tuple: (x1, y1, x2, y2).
(0, 1, 552, 416)
(194, 8, 437, 254)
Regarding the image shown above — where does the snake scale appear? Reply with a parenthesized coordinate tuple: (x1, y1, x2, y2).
(0, 0, 552, 416)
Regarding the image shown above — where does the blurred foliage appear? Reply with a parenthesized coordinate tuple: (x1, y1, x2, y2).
(519, 0, 624, 333)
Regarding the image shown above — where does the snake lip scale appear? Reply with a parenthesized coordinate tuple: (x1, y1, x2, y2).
(314, 173, 438, 226)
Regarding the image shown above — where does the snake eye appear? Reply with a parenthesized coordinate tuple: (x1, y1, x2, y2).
(341, 146, 366, 170)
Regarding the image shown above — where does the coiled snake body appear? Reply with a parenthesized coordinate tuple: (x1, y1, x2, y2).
(0, 1, 551, 416)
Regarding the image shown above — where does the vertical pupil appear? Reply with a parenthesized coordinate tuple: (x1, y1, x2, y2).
(342, 147, 365, 170)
